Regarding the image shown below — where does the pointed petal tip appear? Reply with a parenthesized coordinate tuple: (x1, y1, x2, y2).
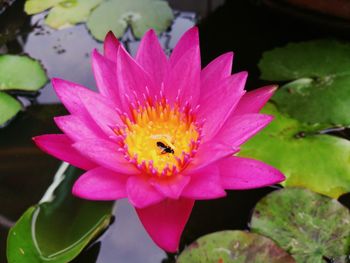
(264, 84, 278, 93)
(223, 51, 234, 60)
(240, 70, 249, 79)
(261, 113, 274, 123)
(219, 157, 286, 190)
(103, 31, 120, 62)
(104, 31, 121, 50)
(266, 169, 285, 186)
(32, 134, 50, 147)
(51, 78, 80, 95)
(135, 198, 195, 252)
(91, 48, 107, 66)
(276, 171, 286, 183)
(188, 26, 199, 35)
(51, 77, 65, 90)
(32, 135, 40, 143)
(144, 28, 157, 37)
(91, 48, 101, 58)
(170, 26, 200, 65)
(105, 30, 118, 41)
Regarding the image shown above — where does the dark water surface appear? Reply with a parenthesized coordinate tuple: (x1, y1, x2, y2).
(2, 0, 350, 262)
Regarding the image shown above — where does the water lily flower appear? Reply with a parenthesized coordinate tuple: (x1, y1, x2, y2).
(33, 27, 285, 252)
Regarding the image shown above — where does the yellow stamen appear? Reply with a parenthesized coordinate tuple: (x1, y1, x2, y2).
(121, 101, 199, 176)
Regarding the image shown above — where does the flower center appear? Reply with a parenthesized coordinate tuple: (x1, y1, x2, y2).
(118, 99, 200, 176)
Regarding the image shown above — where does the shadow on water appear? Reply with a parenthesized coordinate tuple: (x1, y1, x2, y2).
(1, 0, 350, 262)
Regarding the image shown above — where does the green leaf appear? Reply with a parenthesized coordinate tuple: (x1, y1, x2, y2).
(259, 40, 350, 126)
(7, 163, 114, 263)
(177, 230, 295, 263)
(24, 0, 102, 29)
(24, 0, 63, 14)
(238, 103, 350, 198)
(0, 55, 48, 91)
(251, 188, 350, 263)
(87, 0, 174, 40)
(45, 0, 103, 29)
(259, 40, 350, 81)
(0, 92, 21, 125)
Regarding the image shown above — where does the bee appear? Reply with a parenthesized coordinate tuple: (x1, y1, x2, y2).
(156, 141, 175, 154)
(151, 134, 176, 155)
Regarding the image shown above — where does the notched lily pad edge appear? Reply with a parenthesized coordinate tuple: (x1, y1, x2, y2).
(0, 92, 22, 127)
(0, 53, 49, 92)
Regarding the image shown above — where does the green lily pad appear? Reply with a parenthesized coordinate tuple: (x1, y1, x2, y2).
(251, 188, 350, 263)
(259, 40, 350, 126)
(238, 103, 350, 198)
(25, 0, 102, 29)
(24, 0, 63, 14)
(177, 230, 295, 263)
(7, 163, 114, 263)
(0, 55, 47, 91)
(0, 92, 21, 126)
(45, 0, 103, 29)
(87, 0, 174, 40)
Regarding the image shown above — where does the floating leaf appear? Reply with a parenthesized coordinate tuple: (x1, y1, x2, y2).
(0, 55, 47, 91)
(25, 0, 102, 29)
(24, 0, 62, 14)
(0, 92, 21, 126)
(87, 0, 174, 40)
(259, 40, 350, 126)
(7, 163, 114, 263)
(238, 103, 350, 198)
(251, 188, 350, 263)
(177, 230, 295, 263)
(46, 0, 103, 29)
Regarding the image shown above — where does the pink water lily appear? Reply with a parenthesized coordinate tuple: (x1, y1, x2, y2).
(33, 27, 284, 252)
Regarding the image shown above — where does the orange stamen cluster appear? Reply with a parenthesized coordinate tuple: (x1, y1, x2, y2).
(115, 99, 201, 176)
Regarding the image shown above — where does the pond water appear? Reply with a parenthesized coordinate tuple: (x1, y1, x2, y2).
(1, 1, 350, 262)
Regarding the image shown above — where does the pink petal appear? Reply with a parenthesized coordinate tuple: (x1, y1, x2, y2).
(73, 139, 137, 175)
(214, 113, 273, 148)
(91, 49, 121, 108)
(234, 85, 277, 115)
(52, 78, 106, 136)
(170, 27, 199, 66)
(103, 31, 120, 63)
(164, 45, 200, 105)
(72, 167, 128, 200)
(78, 89, 122, 138)
(187, 142, 239, 172)
(52, 78, 92, 116)
(33, 134, 96, 170)
(198, 72, 247, 141)
(136, 198, 194, 252)
(126, 175, 164, 208)
(117, 46, 153, 104)
(136, 29, 168, 92)
(201, 52, 234, 96)
(218, 156, 285, 190)
(182, 164, 226, 199)
(54, 115, 103, 142)
(151, 175, 191, 199)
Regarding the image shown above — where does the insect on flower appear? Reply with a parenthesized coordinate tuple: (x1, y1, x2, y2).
(33, 27, 285, 252)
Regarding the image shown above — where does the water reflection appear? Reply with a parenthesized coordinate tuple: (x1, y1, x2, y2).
(23, 10, 197, 104)
(25, 17, 101, 104)
(97, 200, 167, 263)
